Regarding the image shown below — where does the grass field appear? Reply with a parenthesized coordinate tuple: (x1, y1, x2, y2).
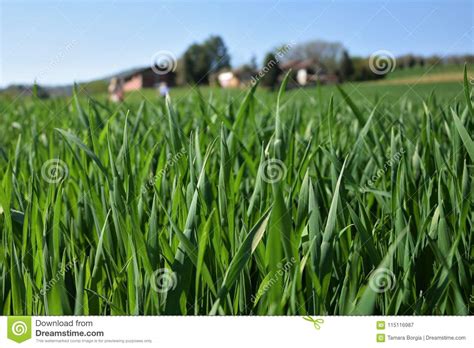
(0, 69, 473, 316)
(385, 63, 470, 80)
(109, 81, 466, 115)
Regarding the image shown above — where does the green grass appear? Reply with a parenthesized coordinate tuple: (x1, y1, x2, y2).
(119, 80, 466, 106)
(0, 71, 472, 315)
(385, 63, 468, 80)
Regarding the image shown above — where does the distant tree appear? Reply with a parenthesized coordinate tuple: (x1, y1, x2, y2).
(238, 64, 256, 75)
(179, 35, 231, 85)
(339, 50, 354, 81)
(203, 35, 231, 74)
(426, 55, 441, 66)
(351, 57, 383, 82)
(283, 39, 345, 73)
(2, 84, 50, 99)
(399, 54, 417, 69)
(397, 55, 406, 68)
(32, 83, 50, 99)
(175, 57, 187, 85)
(249, 54, 258, 70)
(181, 43, 211, 84)
(260, 52, 282, 90)
(463, 55, 474, 64)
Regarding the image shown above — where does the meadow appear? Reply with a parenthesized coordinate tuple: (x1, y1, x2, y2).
(0, 70, 472, 315)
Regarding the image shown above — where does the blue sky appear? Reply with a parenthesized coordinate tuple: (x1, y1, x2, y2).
(1, 0, 472, 86)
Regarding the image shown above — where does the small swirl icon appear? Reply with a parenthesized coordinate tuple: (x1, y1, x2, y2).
(261, 159, 287, 184)
(151, 50, 177, 75)
(369, 50, 396, 75)
(41, 159, 69, 184)
(12, 321, 28, 336)
(8, 317, 31, 343)
(369, 268, 396, 293)
(150, 268, 177, 293)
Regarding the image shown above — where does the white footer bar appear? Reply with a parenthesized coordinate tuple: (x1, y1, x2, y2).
(0, 316, 472, 347)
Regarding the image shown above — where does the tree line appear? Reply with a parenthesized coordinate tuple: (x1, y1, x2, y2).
(177, 35, 473, 88)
